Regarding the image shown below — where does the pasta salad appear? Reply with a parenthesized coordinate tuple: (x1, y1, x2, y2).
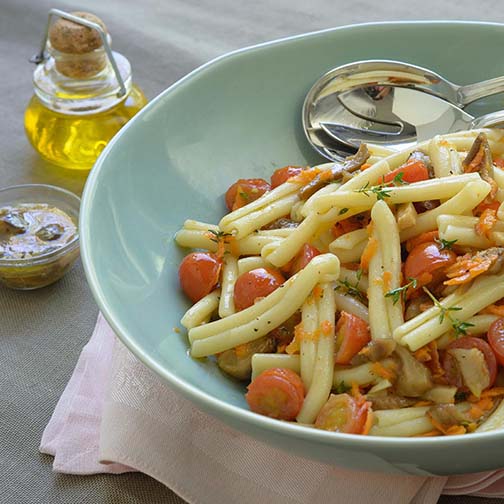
(175, 129, 504, 437)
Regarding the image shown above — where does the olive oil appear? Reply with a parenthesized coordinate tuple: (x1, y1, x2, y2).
(25, 85, 146, 170)
(25, 10, 147, 171)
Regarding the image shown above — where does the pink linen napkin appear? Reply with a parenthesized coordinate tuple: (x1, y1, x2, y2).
(40, 314, 504, 503)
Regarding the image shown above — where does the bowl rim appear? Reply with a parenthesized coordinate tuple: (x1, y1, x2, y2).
(81, 20, 504, 452)
(0, 183, 80, 266)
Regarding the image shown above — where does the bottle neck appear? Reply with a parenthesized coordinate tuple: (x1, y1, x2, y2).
(33, 41, 132, 115)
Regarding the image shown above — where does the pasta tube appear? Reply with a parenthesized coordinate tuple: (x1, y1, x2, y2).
(297, 283, 336, 423)
(190, 254, 340, 357)
(218, 255, 238, 318)
(181, 289, 221, 330)
(251, 353, 300, 380)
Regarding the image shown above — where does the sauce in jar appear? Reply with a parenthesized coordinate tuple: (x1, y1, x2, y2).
(0, 204, 77, 260)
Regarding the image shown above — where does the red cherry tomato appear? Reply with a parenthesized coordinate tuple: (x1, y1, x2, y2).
(270, 166, 303, 188)
(488, 318, 504, 366)
(289, 243, 321, 275)
(233, 267, 285, 311)
(314, 393, 369, 434)
(404, 241, 457, 289)
(178, 252, 221, 303)
(246, 368, 305, 420)
(442, 336, 497, 388)
(334, 312, 371, 365)
(225, 178, 271, 211)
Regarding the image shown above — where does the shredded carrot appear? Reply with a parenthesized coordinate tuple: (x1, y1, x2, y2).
(371, 362, 396, 381)
(465, 146, 485, 173)
(445, 425, 467, 436)
(474, 200, 500, 217)
(494, 157, 504, 168)
(235, 343, 250, 358)
(382, 271, 392, 292)
(413, 400, 433, 407)
(480, 304, 504, 317)
(361, 410, 374, 436)
(415, 430, 442, 437)
(285, 323, 304, 355)
(481, 387, 504, 398)
(475, 208, 497, 237)
(276, 344, 287, 354)
(319, 169, 334, 182)
(429, 416, 466, 436)
(360, 162, 372, 171)
(405, 230, 439, 252)
(360, 237, 378, 271)
(313, 285, 324, 300)
(320, 319, 333, 336)
(414, 346, 432, 363)
(444, 249, 503, 286)
(350, 381, 361, 398)
(468, 397, 494, 419)
(290, 167, 322, 185)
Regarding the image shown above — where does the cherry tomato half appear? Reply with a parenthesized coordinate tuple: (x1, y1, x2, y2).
(225, 178, 271, 211)
(334, 312, 371, 365)
(289, 243, 321, 276)
(442, 336, 497, 389)
(270, 166, 303, 188)
(233, 267, 285, 311)
(178, 252, 221, 303)
(246, 368, 305, 420)
(314, 393, 369, 434)
(488, 318, 504, 366)
(404, 241, 457, 289)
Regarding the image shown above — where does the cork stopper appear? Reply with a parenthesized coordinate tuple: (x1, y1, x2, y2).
(48, 12, 108, 78)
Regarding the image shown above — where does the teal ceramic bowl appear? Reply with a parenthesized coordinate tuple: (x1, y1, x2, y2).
(81, 21, 504, 475)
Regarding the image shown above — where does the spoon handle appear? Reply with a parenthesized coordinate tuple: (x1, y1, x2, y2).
(459, 76, 504, 106)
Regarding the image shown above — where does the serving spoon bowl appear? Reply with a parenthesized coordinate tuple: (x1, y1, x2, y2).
(303, 59, 504, 161)
(320, 87, 504, 153)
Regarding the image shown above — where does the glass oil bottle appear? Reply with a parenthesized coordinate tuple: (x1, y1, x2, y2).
(25, 10, 147, 171)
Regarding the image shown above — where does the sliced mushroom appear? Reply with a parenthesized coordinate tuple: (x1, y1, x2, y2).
(217, 335, 276, 380)
(368, 392, 416, 410)
(261, 218, 299, 230)
(428, 403, 468, 427)
(357, 339, 397, 363)
(299, 144, 370, 200)
(394, 344, 433, 397)
(463, 132, 497, 200)
(449, 347, 490, 398)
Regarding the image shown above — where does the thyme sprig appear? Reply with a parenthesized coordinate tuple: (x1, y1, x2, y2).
(335, 269, 366, 303)
(435, 237, 458, 250)
(422, 287, 474, 336)
(384, 277, 418, 305)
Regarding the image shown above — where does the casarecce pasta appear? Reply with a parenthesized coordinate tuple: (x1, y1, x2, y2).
(175, 129, 504, 437)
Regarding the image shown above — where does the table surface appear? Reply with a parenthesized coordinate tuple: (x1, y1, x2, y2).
(2, 1, 503, 502)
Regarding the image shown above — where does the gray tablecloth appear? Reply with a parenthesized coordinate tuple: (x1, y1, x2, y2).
(1, 1, 503, 502)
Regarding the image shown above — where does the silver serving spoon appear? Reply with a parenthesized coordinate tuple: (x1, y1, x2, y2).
(320, 87, 504, 153)
(303, 60, 504, 161)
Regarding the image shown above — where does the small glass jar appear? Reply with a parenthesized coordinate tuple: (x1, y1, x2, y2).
(24, 10, 147, 171)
